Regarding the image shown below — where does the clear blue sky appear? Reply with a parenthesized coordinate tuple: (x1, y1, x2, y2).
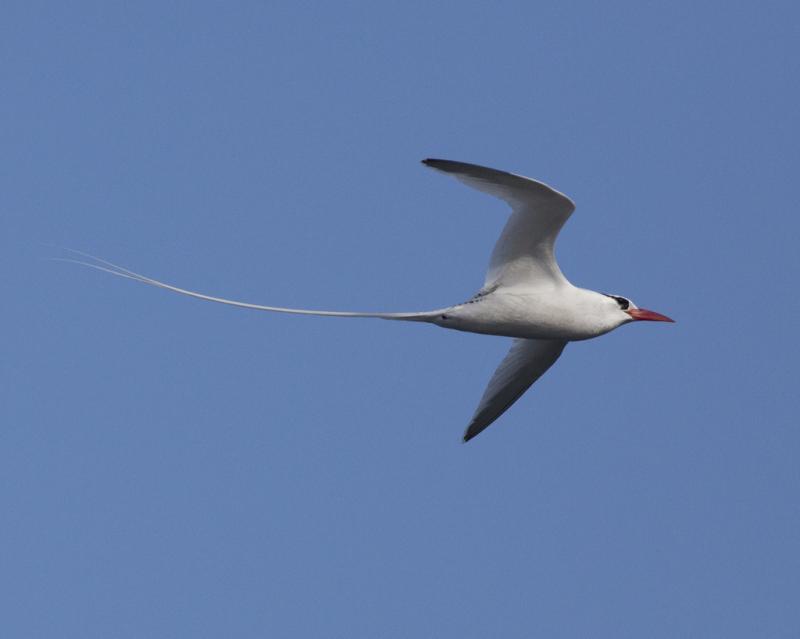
(4, 1, 799, 637)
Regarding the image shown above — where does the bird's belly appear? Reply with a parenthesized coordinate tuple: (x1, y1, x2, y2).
(435, 293, 610, 341)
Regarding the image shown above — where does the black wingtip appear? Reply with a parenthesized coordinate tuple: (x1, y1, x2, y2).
(421, 158, 482, 175)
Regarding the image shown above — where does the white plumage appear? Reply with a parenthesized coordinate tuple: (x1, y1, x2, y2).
(66, 159, 673, 442)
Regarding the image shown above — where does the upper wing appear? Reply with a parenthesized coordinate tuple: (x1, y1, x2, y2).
(422, 159, 575, 289)
(464, 338, 567, 442)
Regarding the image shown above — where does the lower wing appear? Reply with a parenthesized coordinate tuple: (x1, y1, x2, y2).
(464, 338, 567, 442)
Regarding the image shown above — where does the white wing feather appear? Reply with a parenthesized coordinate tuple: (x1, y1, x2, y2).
(464, 338, 567, 441)
(423, 159, 575, 289)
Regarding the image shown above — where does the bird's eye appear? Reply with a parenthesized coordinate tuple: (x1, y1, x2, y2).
(604, 294, 630, 310)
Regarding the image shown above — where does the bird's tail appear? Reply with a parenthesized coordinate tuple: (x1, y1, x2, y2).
(55, 249, 443, 322)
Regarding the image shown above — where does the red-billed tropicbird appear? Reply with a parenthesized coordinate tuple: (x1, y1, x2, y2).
(69, 159, 673, 441)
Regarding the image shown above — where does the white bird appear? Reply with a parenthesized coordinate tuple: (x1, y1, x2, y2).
(68, 159, 673, 442)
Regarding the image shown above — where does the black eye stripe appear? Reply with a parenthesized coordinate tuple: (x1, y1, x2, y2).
(603, 294, 630, 310)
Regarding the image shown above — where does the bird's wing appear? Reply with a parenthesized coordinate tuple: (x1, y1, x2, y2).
(464, 338, 567, 442)
(422, 159, 575, 289)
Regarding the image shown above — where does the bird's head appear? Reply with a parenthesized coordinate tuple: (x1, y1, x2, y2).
(603, 293, 674, 326)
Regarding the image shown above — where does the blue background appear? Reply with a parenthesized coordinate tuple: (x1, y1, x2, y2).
(4, 2, 799, 637)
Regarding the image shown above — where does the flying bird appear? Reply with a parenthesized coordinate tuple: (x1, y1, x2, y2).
(69, 159, 673, 441)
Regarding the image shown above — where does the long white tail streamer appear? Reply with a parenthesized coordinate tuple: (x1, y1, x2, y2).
(57, 249, 440, 322)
